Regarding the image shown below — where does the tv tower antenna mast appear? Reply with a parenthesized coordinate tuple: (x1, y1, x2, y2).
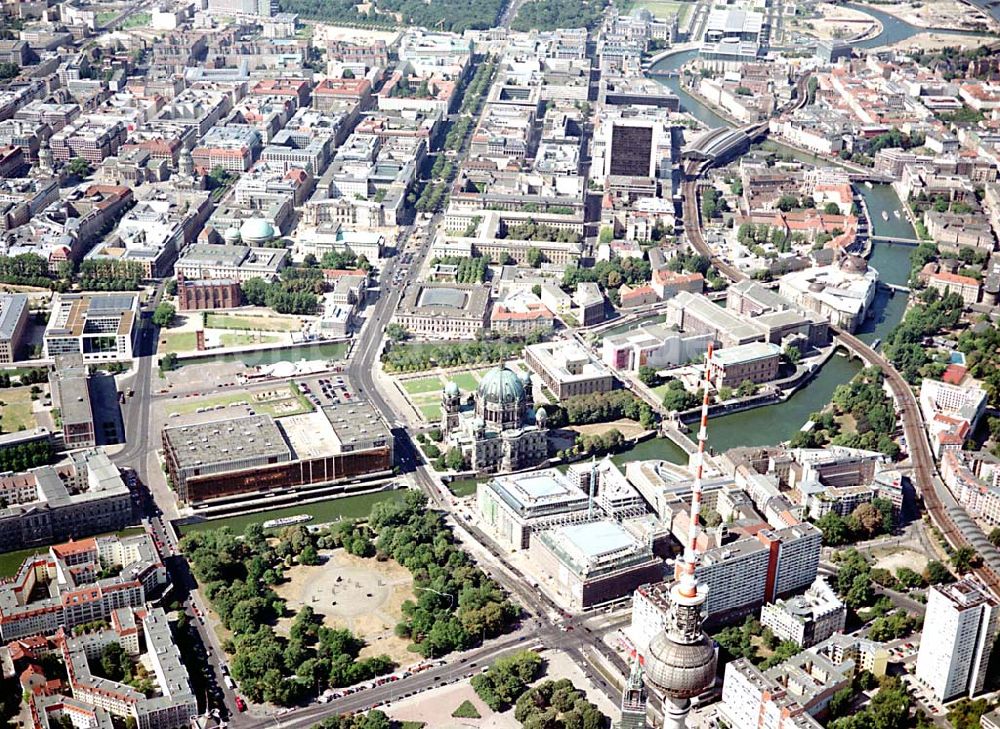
(642, 344, 718, 729)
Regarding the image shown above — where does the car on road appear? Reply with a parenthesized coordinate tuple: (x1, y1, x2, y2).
(234, 697, 246, 712)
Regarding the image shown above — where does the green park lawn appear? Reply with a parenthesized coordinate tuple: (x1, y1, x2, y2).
(205, 313, 302, 332)
(401, 376, 446, 395)
(451, 372, 480, 391)
(418, 402, 443, 421)
(624, 0, 690, 21)
(161, 331, 197, 353)
(0, 387, 36, 433)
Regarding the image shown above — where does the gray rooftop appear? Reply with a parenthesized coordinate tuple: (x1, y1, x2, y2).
(0, 293, 27, 340)
(163, 414, 292, 470)
(487, 469, 591, 518)
(322, 399, 392, 451)
(49, 366, 93, 428)
(179, 244, 248, 267)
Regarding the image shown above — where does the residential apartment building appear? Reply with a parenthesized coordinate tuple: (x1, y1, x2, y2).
(631, 523, 822, 650)
(760, 577, 847, 648)
(720, 635, 887, 729)
(927, 271, 981, 305)
(58, 607, 197, 729)
(0, 533, 166, 641)
(919, 378, 988, 457)
(49, 118, 128, 164)
(916, 577, 1000, 702)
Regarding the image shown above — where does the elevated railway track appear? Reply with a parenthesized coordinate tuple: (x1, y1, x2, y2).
(677, 72, 1000, 598)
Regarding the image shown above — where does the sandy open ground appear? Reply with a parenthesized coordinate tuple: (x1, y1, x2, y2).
(275, 549, 416, 664)
(570, 419, 650, 440)
(887, 32, 992, 51)
(871, 547, 929, 575)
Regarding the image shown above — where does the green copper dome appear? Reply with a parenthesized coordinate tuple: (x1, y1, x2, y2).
(239, 218, 275, 243)
(478, 364, 525, 406)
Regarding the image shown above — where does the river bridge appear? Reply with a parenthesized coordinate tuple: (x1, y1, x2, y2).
(847, 172, 895, 184)
(880, 281, 911, 293)
(870, 235, 923, 245)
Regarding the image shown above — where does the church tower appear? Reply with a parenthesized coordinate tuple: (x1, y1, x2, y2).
(619, 655, 648, 729)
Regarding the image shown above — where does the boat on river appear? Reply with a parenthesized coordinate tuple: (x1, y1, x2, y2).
(263, 514, 313, 529)
(881, 211, 889, 221)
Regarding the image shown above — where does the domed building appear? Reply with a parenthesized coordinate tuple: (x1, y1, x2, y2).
(223, 227, 242, 245)
(476, 365, 530, 430)
(440, 363, 549, 472)
(239, 218, 276, 246)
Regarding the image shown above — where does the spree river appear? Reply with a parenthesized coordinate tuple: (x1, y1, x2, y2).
(628, 27, 928, 461)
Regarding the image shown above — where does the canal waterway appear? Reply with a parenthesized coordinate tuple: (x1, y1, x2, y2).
(635, 39, 924, 458)
(703, 182, 917, 452)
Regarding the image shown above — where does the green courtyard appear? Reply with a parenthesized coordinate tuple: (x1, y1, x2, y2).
(0, 387, 38, 434)
(622, 0, 691, 22)
(396, 363, 534, 423)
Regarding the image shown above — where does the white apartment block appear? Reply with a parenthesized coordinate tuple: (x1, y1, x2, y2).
(919, 378, 988, 457)
(916, 577, 1000, 702)
(61, 607, 197, 729)
(721, 635, 886, 729)
(760, 577, 847, 648)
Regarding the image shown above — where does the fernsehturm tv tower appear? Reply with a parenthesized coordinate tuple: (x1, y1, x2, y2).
(642, 345, 718, 729)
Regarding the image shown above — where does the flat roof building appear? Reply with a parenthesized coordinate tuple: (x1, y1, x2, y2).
(48, 359, 97, 449)
(666, 291, 765, 348)
(721, 635, 886, 729)
(631, 523, 821, 652)
(43, 294, 139, 362)
(57, 606, 197, 729)
(0, 450, 134, 554)
(524, 340, 616, 400)
(0, 532, 166, 641)
(602, 324, 712, 372)
(530, 520, 662, 609)
(0, 293, 28, 363)
(760, 577, 847, 648)
(477, 468, 594, 551)
(916, 576, 1000, 702)
(708, 341, 782, 388)
(162, 400, 394, 504)
(174, 243, 287, 283)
